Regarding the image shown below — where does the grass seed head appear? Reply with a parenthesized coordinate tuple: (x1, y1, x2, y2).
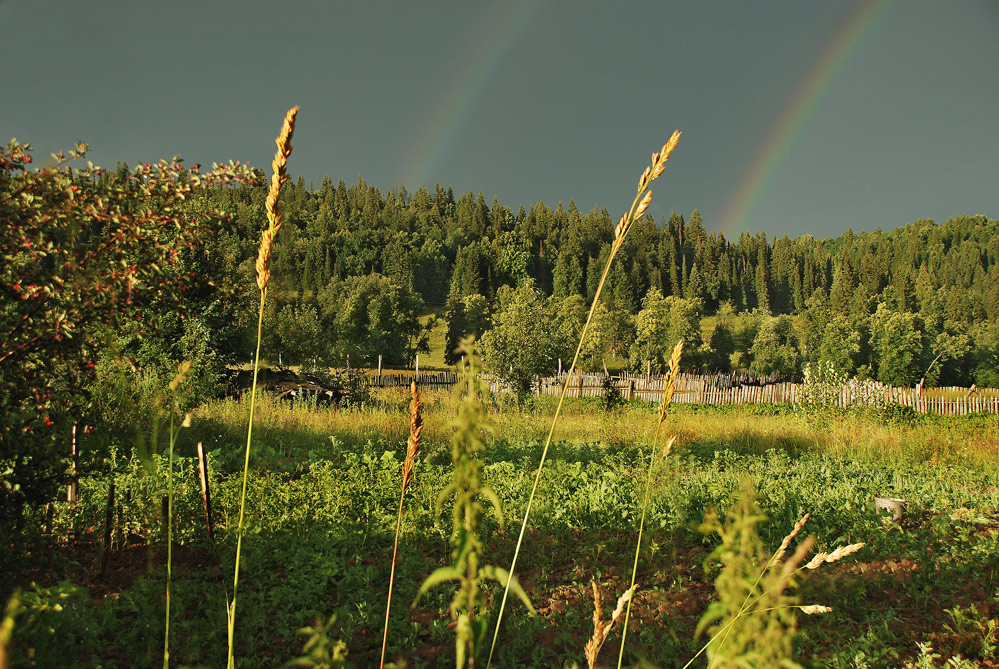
(256, 105, 299, 291)
(584, 583, 636, 669)
(168, 360, 192, 392)
(651, 129, 681, 179)
(635, 189, 653, 218)
(663, 434, 675, 458)
(402, 380, 422, 490)
(773, 512, 810, 564)
(799, 605, 833, 615)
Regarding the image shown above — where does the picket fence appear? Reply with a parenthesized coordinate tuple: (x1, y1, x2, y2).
(371, 370, 999, 417)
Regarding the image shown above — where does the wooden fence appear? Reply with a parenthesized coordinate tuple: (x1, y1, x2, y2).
(370, 370, 999, 417)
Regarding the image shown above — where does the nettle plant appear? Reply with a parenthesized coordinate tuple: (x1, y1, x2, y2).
(415, 336, 532, 668)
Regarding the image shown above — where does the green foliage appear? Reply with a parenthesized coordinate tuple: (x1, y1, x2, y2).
(285, 615, 350, 668)
(445, 293, 491, 365)
(274, 303, 325, 368)
(629, 290, 703, 373)
(748, 315, 801, 377)
(319, 273, 428, 367)
(479, 282, 575, 396)
(870, 303, 929, 386)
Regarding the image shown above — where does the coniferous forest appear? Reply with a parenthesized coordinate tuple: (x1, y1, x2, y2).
(173, 169, 998, 387)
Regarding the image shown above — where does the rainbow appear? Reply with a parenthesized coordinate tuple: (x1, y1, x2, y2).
(398, 0, 540, 190)
(718, 0, 892, 237)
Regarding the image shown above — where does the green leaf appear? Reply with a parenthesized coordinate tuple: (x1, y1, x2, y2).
(479, 565, 534, 614)
(478, 485, 505, 528)
(694, 600, 729, 640)
(413, 566, 463, 606)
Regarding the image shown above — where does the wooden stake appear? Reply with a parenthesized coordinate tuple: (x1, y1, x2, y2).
(68, 424, 78, 504)
(196, 442, 215, 542)
(100, 479, 116, 578)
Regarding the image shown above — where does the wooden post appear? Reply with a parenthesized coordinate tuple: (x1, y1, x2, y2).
(378, 354, 383, 378)
(558, 358, 562, 376)
(628, 380, 635, 401)
(68, 424, 78, 504)
(196, 442, 215, 542)
(647, 359, 651, 377)
(415, 354, 420, 379)
(100, 478, 116, 578)
(579, 373, 584, 398)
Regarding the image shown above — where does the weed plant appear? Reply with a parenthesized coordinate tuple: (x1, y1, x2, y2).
(416, 338, 532, 667)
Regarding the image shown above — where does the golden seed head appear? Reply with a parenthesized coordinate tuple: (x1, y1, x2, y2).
(614, 212, 629, 240)
(169, 360, 192, 392)
(638, 165, 651, 192)
(651, 129, 681, 179)
(805, 552, 828, 570)
(255, 106, 299, 291)
(800, 605, 832, 615)
(635, 190, 653, 218)
(609, 585, 635, 623)
(774, 512, 810, 563)
(662, 435, 675, 458)
(403, 380, 423, 489)
(826, 542, 865, 564)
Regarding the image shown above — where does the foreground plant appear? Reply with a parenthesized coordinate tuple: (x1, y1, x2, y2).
(415, 337, 532, 668)
(380, 380, 422, 668)
(687, 482, 864, 669)
(617, 340, 682, 667)
(488, 130, 682, 665)
(583, 581, 636, 669)
(227, 105, 299, 669)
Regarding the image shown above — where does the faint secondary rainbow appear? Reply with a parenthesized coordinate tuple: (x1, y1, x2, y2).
(718, 0, 891, 237)
(399, 0, 539, 190)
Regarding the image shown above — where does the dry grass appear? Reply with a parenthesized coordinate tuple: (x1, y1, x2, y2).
(583, 581, 635, 669)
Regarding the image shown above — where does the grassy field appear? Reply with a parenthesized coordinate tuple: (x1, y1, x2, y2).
(7, 390, 999, 667)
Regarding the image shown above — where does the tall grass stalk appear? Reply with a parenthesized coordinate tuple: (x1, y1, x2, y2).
(617, 341, 682, 668)
(487, 130, 681, 667)
(380, 380, 422, 669)
(227, 106, 298, 669)
(163, 360, 191, 668)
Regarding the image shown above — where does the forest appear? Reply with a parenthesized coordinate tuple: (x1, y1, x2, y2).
(120, 161, 998, 387)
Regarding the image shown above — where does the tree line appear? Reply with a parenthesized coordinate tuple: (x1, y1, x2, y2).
(190, 170, 997, 390)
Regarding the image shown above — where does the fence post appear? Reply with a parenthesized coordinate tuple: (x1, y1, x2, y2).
(415, 354, 420, 379)
(100, 478, 116, 578)
(197, 442, 214, 542)
(68, 424, 78, 504)
(378, 354, 382, 379)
